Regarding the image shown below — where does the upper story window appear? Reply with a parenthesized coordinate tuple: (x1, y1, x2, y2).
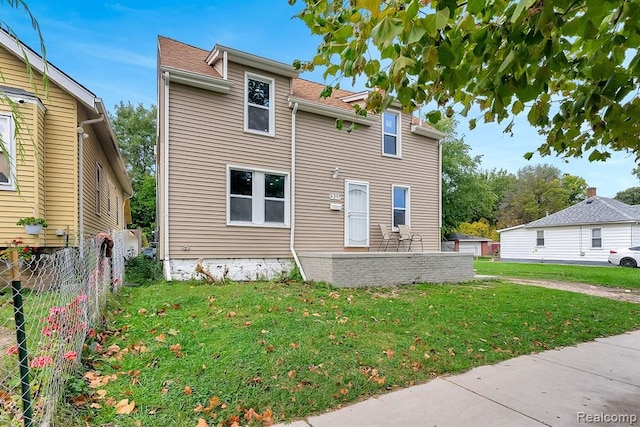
(536, 230, 544, 247)
(591, 228, 602, 248)
(392, 185, 410, 229)
(228, 166, 289, 227)
(382, 111, 401, 157)
(0, 114, 15, 191)
(96, 163, 102, 215)
(245, 73, 275, 136)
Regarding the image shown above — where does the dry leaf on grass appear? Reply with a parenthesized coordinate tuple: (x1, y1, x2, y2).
(196, 418, 208, 427)
(114, 399, 136, 415)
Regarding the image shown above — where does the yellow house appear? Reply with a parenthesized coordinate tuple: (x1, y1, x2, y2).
(0, 30, 132, 251)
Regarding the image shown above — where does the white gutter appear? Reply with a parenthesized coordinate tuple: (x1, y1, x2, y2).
(162, 71, 172, 281)
(77, 116, 105, 253)
(289, 102, 307, 280)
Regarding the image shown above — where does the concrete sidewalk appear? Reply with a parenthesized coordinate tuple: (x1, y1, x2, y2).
(275, 330, 640, 427)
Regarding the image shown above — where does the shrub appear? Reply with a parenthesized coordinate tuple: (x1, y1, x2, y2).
(125, 254, 163, 286)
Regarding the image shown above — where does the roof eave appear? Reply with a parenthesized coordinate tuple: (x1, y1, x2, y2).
(411, 124, 446, 140)
(161, 66, 233, 93)
(289, 97, 377, 126)
(524, 219, 640, 228)
(210, 44, 300, 78)
(95, 99, 133, 196)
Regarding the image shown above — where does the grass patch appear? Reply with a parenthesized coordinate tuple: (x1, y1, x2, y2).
(64, 280, 640, 426)
(474, 260, 640, 288)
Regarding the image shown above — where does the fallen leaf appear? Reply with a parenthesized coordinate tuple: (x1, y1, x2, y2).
(287, 370, 296, 379)
(155, 334, 166, 342)
(184, 386, 192, 395)
(114, 399, 136, 415)
(383, 349, 395, 359)
(96, 389, 108, 399)
(90, 402, 102, 409)
(137, 308, 147, 315)
(168, 329, 179, 336)
(170, 344, 182, 352)
(196, 418, 208, 427)
(193, 404, 204, 413)
(227, 311, 236, 318)
(71, 395, 89, 406)
(290, 342, 300, 349)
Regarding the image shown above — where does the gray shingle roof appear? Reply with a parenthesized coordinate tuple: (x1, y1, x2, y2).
(525, 196, 640, 228)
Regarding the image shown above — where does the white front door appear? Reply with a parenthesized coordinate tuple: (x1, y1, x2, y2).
(345, 180, 369, 247)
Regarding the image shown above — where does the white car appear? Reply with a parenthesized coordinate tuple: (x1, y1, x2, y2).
(608, 246, 640, 268)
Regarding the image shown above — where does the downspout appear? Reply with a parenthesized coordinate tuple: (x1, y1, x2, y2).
(290, 101, 307, 280)
(162, 71, 172, 280)
(77, 115, 105, 254)
(438, 138, 443, 248)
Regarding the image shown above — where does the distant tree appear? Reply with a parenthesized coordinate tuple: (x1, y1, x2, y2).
(614, 187, 640, 205)
(482, 168, 516, 225)
(456, 219, 499, 241)
(110, 102, 157, 239)
(439, 118, 495, 233)
(497, 165, 586, 227)
(633, 166, 640, 181)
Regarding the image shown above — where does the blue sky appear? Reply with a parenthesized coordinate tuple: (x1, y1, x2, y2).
(6, 1, 639, 197)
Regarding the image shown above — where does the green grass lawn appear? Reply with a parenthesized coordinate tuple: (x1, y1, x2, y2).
(474, 260, 640, 288)
(62, 279, 640, 426)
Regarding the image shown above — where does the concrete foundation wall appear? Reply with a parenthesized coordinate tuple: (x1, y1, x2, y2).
(299, 252, 474, 288)
(169, 258, 294, 281)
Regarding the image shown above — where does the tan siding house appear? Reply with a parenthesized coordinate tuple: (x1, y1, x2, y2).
(157, 36, 444, 281)
(0, 30, 132, 252)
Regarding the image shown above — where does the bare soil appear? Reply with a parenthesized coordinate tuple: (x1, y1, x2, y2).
(502, 277, 640, 304)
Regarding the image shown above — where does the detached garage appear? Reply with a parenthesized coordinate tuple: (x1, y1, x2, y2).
(444, 233, 494, 257)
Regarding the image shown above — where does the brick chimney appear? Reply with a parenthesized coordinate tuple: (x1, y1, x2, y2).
(587, 187, 597, 198)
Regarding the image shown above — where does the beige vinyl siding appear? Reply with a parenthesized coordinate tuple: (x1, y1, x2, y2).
(157, 66, 166, 259)
(294, 110, 440, 252)
(166, 62, 292, 258)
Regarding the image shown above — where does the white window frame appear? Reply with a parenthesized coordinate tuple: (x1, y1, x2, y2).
(591, 227, 602, 248)
(226, 165, 289, 228)
(107, 180, 112, 215)
(244, 72, 275, 137)
(536, 230, 544, 247)
(96, 163, 102, 215)
(381, 110, 401, 158)
(0, 114, 16, 191)
(116, 194, 119, 226)
(391, 184, 410, 230)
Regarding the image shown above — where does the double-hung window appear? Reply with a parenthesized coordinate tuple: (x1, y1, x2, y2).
(0, 114, 15, 190)
(96, 164, 102, 215)
(382, 111, 401, 157)
(591, 228, 602, 248)
(245, 73, 275, 136)
(536, 230, 544, 247)
(392, 185, 410, 229)
(228, 166, 288, 226)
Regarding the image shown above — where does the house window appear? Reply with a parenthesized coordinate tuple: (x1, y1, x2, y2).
(96, 164, 102, 215)
(0, 114, 15, 190)
(536, 230, 544, 246)
(245, 73, 274, 136)
(107, 181, 111, 215)
(228, 166, 288, 226)
(591, 228, 602, 248)
(392, 185, 410, 229)
(382, 111, 401, 157)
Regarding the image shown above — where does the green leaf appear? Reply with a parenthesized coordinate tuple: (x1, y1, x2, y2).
(498, 50, 516, 73)
(407, 23, 427, 44)
(427, 110, 442, 124)
(438, 44, 456, 67)
(336, 118, 343, 131)
(371, 16, 404, 42)
(466, 0, 484, 14)
(511, 0, 536, 23)
(523, 152, 534, 160)
(469, 118, 477, 130)
(512, 100, 525, 115)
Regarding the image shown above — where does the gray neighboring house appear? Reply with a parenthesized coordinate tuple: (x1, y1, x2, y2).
(498, 188, 640, 264)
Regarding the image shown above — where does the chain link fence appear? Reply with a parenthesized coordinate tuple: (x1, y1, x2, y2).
(0, 232, 124, 426)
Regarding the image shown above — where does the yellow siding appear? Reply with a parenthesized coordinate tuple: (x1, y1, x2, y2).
(165, 62, 292, 258)
(79, 108, 126, 238)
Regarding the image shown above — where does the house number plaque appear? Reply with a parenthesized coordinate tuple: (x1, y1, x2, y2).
(329, 194, 343, 200)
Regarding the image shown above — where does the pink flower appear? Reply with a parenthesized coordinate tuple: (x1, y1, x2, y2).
(42, 326, 52, 336)
(31, 355, 52, 368)
(49, 306, 66, 316)
(6, 345, 18, 356)
(87, 329, 96, 338)
(63, 351, 77, 361)
(75, 294, 88, 303)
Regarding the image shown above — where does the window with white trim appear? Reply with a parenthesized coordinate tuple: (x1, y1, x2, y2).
(245, 73, 275, 136)
(96, 164, 102, 215)
(228, 167, 288, 226)
(382, 111, 401, 157)
(591, 228, 602, 248)
(0, 114, 15, 190)
(536, 230, 544, 246)
(392, 185, 410, 229)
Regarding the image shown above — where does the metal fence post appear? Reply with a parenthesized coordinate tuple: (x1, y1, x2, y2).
(9, 250, 33, 427)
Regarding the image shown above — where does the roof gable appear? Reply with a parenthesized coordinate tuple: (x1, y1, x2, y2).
(525, 196, 640, 228)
